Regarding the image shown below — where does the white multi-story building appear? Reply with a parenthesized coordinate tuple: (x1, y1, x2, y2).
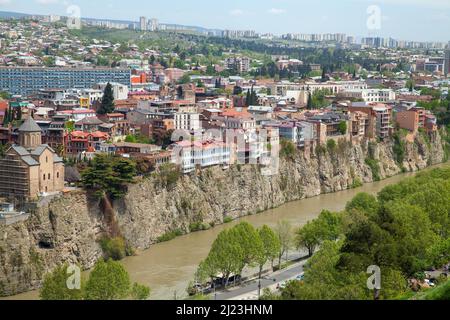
(139, 17, 147, 31)
(174, 112, 201, 131)
(148, 18, 159, 31)
(80, 89, 103, 106)
(170, 140, 231, 174)
(270, 80, 368, 97)
(342, 89, 396, 103)
(94, 82, 129, 100)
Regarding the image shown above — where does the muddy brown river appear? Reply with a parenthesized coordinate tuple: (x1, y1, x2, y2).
(3, 163, 448, 300)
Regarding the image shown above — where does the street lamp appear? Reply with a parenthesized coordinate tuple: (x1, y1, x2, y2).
(258, 277, 277, 300)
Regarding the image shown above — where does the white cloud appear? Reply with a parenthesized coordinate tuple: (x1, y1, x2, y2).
(268, 8, 286, 15)
(35, 0, 60, 5)
(230, 9, 244, 16)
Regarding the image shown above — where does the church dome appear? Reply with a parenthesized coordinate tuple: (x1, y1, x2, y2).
(19, 116, 42, 133)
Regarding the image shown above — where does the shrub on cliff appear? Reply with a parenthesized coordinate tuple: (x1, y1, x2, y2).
(280, 139, 296, 160)
(365, 158, 381, 181)
(155, 163, 181, 189)
(393, 132, 406, 166)
(99, 236, 127, 261)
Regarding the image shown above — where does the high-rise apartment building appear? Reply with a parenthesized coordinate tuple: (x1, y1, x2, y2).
(0, 67, 131, 96)
(140, 16, 147, 31)
(444, 49, 450, 76)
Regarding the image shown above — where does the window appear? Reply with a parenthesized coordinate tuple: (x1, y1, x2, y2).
(57, 172, 60, 179)
(43, 174, 46, 181)
(48, 173, 51, 180)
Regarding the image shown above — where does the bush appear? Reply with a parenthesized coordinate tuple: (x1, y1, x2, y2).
(156, 164, 181, 189)
(351, 178, 363, 189)
(327, 139, 337, 152)
(365, 158, 381, 181)
(280, 139, 296, 159)
(316, 145, 326, 155)
(393, 132, 406, 165)
(157, 229, 184, 243)
(99, 236, 127, 261)
(338, 121, 347, 135)
(131, 282, 151, 300)
(189, 222, 211, 232)
(223, 216, 233, 224)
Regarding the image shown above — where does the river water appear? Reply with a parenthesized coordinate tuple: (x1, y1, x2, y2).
(4, 163, 448, 300)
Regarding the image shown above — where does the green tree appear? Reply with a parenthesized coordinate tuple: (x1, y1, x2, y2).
(232, 222, 263, 277)
(345, 193, 379, 217)
(275, 220, 293, 269)
(205, 229, 244, 287)
(258, 225, 281, 270)
(84, 259, 131, 300)
(178, 74, 191, 84)
(81, 155, 136, 199)
(306, 92, 312, 110)
(97, 83, 115, 115)
(296, 220, 323, 257)
(40, 264, 84, 300)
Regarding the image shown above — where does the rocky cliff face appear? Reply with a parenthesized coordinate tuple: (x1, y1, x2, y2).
(0, 133, 447, 296)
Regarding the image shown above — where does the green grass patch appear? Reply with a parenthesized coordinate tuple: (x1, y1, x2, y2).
(157, 229, 184, 243)
(223, 217, 233, 224)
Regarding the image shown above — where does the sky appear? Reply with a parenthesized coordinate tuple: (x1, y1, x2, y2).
(0, 0, 449, 42)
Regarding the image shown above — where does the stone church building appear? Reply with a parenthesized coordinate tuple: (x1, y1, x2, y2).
(0, 117, 64, 199)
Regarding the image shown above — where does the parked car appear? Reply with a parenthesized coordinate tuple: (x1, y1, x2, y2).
(296, 274, 305, 281)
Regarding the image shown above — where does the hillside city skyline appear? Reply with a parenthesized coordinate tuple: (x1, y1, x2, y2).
(0, 0, 449, 42)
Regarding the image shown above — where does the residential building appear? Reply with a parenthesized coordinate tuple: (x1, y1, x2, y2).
(342, 89, 396, 103)
(396, 110, 420, 133)
(174, 112, 201, 131)
(396, 107, 437, 134)
(0, 67, 131, 96)
(349, 103, 393, 139)
(170, 140, 231, 174)
(66, 131, 109, 157)
(100, 142, 161, 155)
(225, 57, 251, 73)
(140, 17, 147, 31)
(308, 112, 350, 144)
(350, 111, 369, 139)
(164, 68, 186, 83)
(57, 108, 97, 122)
(74, 117, 104, 132)
(445, 49, 450, 76)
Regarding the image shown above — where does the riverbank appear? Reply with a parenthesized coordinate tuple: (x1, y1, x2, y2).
(0, 132, 448, 298)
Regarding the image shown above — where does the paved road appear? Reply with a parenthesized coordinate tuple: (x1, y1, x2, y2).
(214, 259, 308, 300)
